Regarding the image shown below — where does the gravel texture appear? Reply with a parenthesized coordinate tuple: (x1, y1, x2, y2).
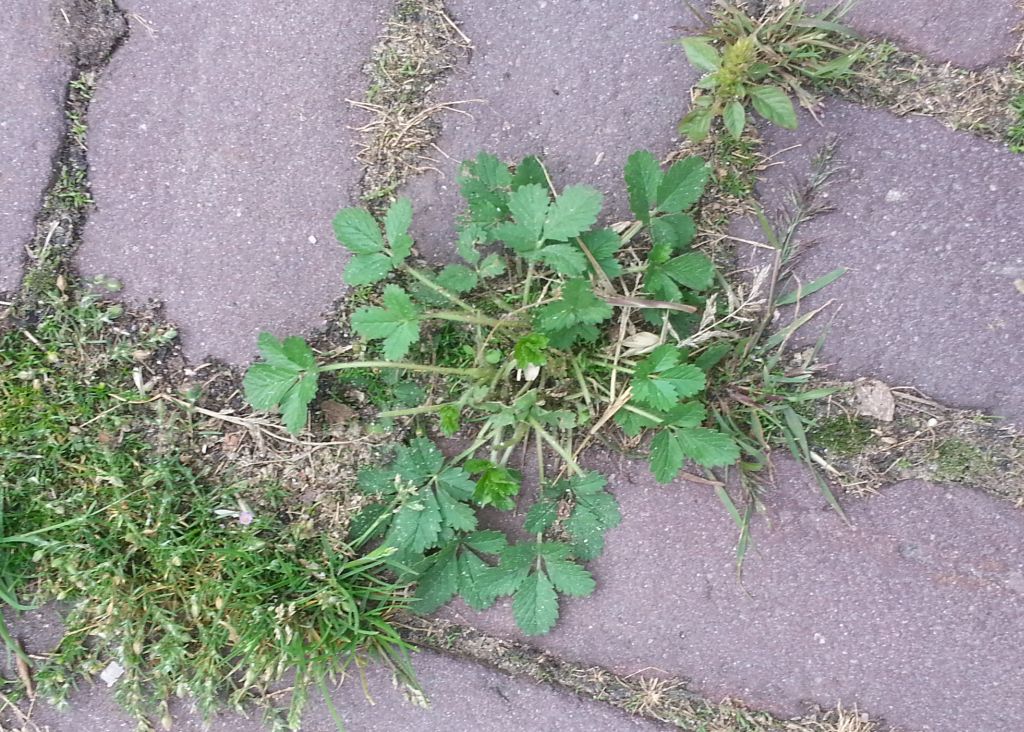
(76, 1, 390, 363)
(741, 101, 1024, 425)
(441, 454, 1024, 732)
(401, 0, 703, 261)
(0, 2, 70, 294)
(808, 0, 1023, 68)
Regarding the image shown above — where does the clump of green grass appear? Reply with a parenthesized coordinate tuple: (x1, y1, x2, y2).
(1007, 94, 1024, 153)
(678, 0, 860, 140)
(0, 294, 414, 730)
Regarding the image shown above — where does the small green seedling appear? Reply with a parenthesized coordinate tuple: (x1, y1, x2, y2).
(678, 1, 859, 141)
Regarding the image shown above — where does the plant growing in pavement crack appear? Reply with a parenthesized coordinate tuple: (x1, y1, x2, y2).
(678, 1, 860, 141)
(245, 150, 748, 634)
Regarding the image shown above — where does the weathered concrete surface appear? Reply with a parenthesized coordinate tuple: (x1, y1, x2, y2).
(742, 101, 1024, 425)
(77, 2, 390, 364)
(808, 0, 1023, 68)
(14, 640, 659, 731)
(0, 3, 71, 293)
(403, 0, 702, 261)
(442, 454, 1024, 732)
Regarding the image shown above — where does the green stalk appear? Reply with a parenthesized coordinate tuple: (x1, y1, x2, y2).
(529, 420, 582, 475)
(377, 401, 459, 419)
(425, 310, 510, 328)
(319, 361, 486, 378)
(402, 265, 478, 313)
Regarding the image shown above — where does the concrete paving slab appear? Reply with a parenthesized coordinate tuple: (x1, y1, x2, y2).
(441, 453, 1024, 732)
(0, 2, 71, 293)
(76, 2, 390, 364)
(740, 100, 1024, 425)
(402, 0, 702, 261)
(11, 636, 659, 732)
(808, 0, 1023, 68)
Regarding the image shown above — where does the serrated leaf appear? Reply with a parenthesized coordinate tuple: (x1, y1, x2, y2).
(482, 543, 534, 597)
(351, 285, 421, 360)
(472, 465, 521, 511)
(436, 264, 478, 294)
(645, 252, 715, 301)
(467, 152, 513, 189)
(679, 107, 714, 142)
(749, 85, 797, 129)
(578, 228, 623, 278)
(650, 430, 684, 483)
(387, 490, 443, 556)
(344, 252, 394, 285)
(537, 243, 588, 275)
(333, 208, 385, 254)
(243, 364, 298, 411)
(513, 570, 559, 636)
(566, 490, 620, 560)
(477, 253, 506, 279)
(650, 213, 696, 253)
(438, 404, 460, 437)
(675, 427, 740, 468)
(411, 544, 458, 614)
(724, 100, 746, 138)
(614, 406, 661, 437)
(493, 221, 541, 254)
(508, 183, 550, 239)
(436, 465, 475, 500)
(279, 371, 317, 434)
(280, 336, 316, 370)
(245, 334, 320, 434)
(456, 223, 484, 264)
(664, 401, 706, 428)
(543, 186, 603, 241)
(457, 549, 499, 610)
(435, 486, 478, 535)
(543, 556, 595, 597)
(256, 332, 307, 369)
(524, 501, 558, 533)
(513, 333, 548, 369)
(347, 503, 390, 543)
(679, 37, 721, 72)
(395, 436, 445, 482)
(512, 155, 548, 190)
(656, 157, 709, 214)
(463, 530, 507, 555)
(633, 349, 706, 411)
(624, 150, 663, 224)
(535, 279, 613, 337)
(384, 197, 413, 248)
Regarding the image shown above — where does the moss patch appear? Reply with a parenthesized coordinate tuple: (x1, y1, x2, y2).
(933, 439, 996, 483)
(810, 415, 875, 457)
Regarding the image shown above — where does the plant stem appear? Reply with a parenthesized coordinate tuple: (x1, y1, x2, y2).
(402, 265, 478, 313)
(529, 420, 582, 475)
(377, 402, 458, 418)
(425, 310, 510, 328)
(319, 361, 486, 378)
(521, 262, 535, 307)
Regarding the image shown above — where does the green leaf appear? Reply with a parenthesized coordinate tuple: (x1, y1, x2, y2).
(477, 253, 506, 279)
(679, 37, 721, 72)
(384, 197, 414, 262)
(279, 371, 317, 434)
(775, 268, 847, 306)
(650, 430, 684, 483)
(749, 85, 798, 129)
(456, 224, 484, 264)
(343, 252, 394, 286)
(675, 427, 741, 468)
(493, 221, 542, 254)
(471, 465, 521, 511)
(436, 264, 479, 294)
(664, 401, 706, 428)
(332, 208, 385, 254)
(543, 555, 595, 597)
(386, 490, 443, 556)
(537, 243, 588, 276)
(347, 503, 390, 543)
(524, 501, 558, 533)
(656, 157, 709, 214)
(513, 570, 558, 636)
(467, 152, 513, 189)
(624, 150, 663, 223)
(411, 543, 458, 614)
(535, 279, 612, 338)
(435, 485, 478, 534)
(512, 155, 548, 190)
(723, 100, 746, 138)
(351, 285, 421, 360)
(649, 213, 696, 253)
(438, 405, 461, 437)
(483, 543, 534, 597)
(244, 333, 320, 434)
(463, 530, 507, 555)
(679, 107, 714, 142)
(632, 361, 706, 411)
(565, 476, 620, 560)
(457, 549, 499, 610)
(513, 333, 548, 369)
(508, 183, 550, 239)
(543, 186, 603, 241)
(579, 229, 623, 278)
(645, 252, 715, 301)
(614, 407, 661, 437)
